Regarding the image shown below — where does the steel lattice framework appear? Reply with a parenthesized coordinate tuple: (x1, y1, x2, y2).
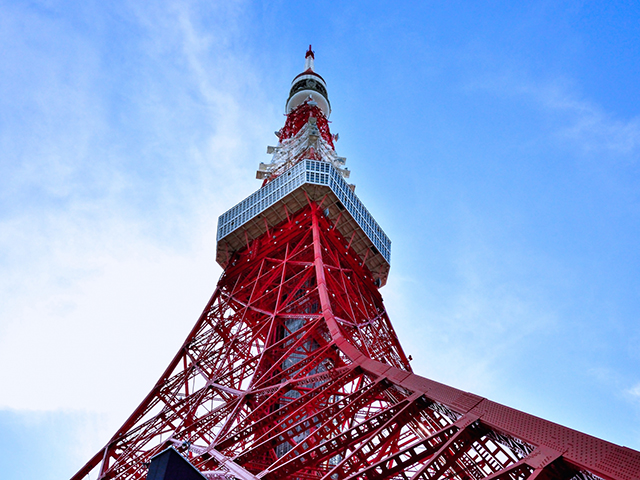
(72, 48, 640, 480)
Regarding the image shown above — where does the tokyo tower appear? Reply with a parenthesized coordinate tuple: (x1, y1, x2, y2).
(72, 47, 640, 480)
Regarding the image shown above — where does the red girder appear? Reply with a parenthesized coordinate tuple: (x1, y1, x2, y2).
(73, 201, 640, 480)
(280, 101, 334, 148)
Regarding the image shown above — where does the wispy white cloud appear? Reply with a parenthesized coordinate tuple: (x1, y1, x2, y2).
(587, 368, 640, 410)
(626, 383, 640, 402)
(522, 80, 640, 158)
(0, 1, 276, 432)
(467, 71, 640, 160)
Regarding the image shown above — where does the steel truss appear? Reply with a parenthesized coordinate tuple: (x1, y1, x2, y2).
(73, 200, 640, 480)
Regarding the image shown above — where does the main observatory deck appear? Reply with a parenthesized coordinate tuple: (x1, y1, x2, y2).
(216, 159, 391, 286)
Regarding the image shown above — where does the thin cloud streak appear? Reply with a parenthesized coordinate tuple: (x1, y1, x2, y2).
(0, 1, 273, 421)
(528, 82, 640, 158)
(467, 71, 640, 160)
(627, 383, 640, 401)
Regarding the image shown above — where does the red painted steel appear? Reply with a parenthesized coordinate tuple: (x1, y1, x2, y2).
(279, 101, 335, 148)
(72, 51, 640, 480)
(72, 201, 640, 480)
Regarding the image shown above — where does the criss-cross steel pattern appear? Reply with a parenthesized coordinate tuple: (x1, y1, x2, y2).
(73, 202, 640, 480)
(72, 49, 640, 480)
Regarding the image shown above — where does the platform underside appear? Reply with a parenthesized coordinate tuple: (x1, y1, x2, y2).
(216, 181, 390, 286)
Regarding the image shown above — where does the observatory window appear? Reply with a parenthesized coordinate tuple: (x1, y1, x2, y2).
(217, 160, 391, 263)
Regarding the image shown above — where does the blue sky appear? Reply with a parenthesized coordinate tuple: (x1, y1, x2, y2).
(1, 1, 640, 478)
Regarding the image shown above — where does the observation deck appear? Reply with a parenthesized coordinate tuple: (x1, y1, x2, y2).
(216, 159, 391, 286)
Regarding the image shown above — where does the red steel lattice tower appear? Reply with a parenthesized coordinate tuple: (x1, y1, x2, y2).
(73, 47, 640, 480)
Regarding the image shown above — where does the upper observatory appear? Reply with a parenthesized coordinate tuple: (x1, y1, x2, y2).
(285, 45, 331, 117)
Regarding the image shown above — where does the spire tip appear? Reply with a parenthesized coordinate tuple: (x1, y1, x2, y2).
(304, 45, 315, 71)
(305, 45, 315, 59)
